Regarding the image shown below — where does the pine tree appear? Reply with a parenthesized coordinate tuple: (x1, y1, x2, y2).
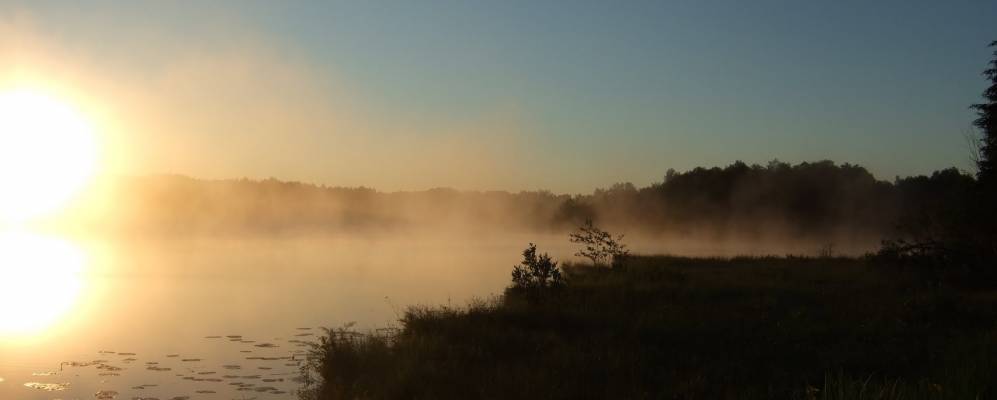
(971, 40, 997, 185)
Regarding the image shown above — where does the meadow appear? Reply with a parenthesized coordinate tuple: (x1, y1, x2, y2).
(300, 255, 997, 399)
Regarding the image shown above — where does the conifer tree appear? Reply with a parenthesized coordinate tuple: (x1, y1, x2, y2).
(971, 41, 997, 185)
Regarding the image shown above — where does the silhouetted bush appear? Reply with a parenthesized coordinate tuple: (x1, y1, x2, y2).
(510, 243, 564, 298)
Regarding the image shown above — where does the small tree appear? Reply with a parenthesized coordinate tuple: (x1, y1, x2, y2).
(511, 243, 564, 291)
(569, 219, 630, 266)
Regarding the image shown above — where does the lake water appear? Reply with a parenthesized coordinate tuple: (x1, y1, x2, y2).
(0, 228, 874, 399)
(0, 231, 569, 400)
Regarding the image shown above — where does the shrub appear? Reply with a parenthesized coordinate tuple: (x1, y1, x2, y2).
(511, 243, 564, 293)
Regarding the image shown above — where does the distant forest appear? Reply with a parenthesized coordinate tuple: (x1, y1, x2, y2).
(75, 160, 972, 248)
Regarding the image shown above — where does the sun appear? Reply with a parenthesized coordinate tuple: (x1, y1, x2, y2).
(0, 88, 99, 222)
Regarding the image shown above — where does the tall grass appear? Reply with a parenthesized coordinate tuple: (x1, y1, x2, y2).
(301, 256, 997, 399)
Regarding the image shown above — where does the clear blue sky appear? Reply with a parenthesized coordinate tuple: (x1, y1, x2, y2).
(3, 1, 996, 192)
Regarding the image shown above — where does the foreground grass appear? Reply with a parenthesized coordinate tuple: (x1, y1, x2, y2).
(300, 256, 997, 399)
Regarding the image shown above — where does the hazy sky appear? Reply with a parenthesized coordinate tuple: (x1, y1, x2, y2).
(2, 1, 996, 193)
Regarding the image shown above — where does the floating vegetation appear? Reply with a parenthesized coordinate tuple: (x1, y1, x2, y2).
(296, 327, 312, 330)
(97, 364, 124, 372)
(130, 384, 159, 389)
(63, 360, 102, 368)
(24, 382, 70, 391)
(27, 328, 305, 399)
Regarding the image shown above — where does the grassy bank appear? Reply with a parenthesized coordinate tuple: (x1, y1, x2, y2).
(300, 256, 997, 399)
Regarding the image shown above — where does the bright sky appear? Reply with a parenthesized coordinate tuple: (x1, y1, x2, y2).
(1, 1, 995, 193)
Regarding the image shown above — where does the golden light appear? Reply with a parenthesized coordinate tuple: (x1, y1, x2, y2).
(0, 231, 88, 336)
(0, 88, 99, 223)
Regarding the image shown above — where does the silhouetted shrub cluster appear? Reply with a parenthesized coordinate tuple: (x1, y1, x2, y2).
(510, 243, 564, 296)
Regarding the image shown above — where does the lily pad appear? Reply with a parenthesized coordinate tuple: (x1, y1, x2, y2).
(24, 382, 70, 391)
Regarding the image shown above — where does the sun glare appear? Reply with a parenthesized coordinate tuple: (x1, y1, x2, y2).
(0, 88, 99, 223)
(0, 231, 88, 337)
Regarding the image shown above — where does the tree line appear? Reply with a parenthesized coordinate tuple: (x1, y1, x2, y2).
(76, 160, 968, 245)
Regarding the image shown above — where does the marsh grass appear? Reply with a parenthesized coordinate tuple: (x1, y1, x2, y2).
(301, 256, 997, 399)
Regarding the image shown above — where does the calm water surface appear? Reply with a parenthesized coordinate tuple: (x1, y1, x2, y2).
(0, 228, 871, 399)
(0, 231, 561, 400)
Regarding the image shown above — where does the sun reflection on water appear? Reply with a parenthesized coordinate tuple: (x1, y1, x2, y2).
(0, 230, 88, 338)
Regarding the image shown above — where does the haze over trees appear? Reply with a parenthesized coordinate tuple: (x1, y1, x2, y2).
(64, 160, 974, 255)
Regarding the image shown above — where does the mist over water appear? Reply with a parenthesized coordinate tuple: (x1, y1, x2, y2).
(0, 236, 398, 397)
(3, 163, 914, 398)
(0, 219, 879, 398)
(0, 231, 564, 399)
